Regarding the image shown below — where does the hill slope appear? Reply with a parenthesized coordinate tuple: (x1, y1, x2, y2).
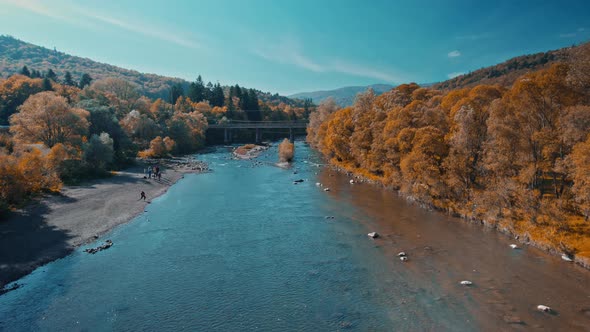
(290, 84, 395, 106)
(0, 35, 190, 100)
(432, 47, 572, 90)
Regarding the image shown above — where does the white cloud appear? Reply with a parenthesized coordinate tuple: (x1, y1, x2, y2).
(447, 72, 464, 79)
(252, 37, 406, 83)
(1, 0, 202, 49)
(448, 50, 461, 58)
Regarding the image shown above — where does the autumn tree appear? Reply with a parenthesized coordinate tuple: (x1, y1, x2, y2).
(0, 74, 44, 124)
(10, 92, 89, 148)
(571, 135, 590, 219)
(89, 78, 141, 117)
(307, 97, 339, 149)
(444, 85, 503, 202)
(166, 109, 207, 153)
(139, 136, 175, 158)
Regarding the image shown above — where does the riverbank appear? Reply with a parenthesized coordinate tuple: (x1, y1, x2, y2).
(0, 157, 208, 289)
(324, 160, 590, 271)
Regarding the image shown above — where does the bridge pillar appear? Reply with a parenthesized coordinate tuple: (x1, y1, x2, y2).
(255, 128, 261, 144)
(224, 128, 230, 144)
(289, 128, 294, 142)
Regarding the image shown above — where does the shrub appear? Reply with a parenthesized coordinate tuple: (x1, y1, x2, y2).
(278, 138, 294, 162)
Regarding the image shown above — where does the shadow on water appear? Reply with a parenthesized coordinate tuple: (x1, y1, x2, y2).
(0, 196, 74, 288)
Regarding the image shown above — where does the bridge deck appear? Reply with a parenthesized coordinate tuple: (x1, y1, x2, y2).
(208, 122, 308, 129)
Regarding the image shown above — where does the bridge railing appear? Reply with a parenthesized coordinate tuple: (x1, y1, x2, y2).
(208, 120, 308, 129)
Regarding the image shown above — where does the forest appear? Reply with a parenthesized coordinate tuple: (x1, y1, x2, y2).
(307, 42, 590, 261)
(0, 68, 312, 215)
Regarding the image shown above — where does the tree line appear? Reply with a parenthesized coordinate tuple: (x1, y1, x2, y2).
(307, 43, 590, 259)
(18, 65, 93, 90)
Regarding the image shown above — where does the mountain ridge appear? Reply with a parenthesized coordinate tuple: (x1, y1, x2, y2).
(289, 83, 396, 106)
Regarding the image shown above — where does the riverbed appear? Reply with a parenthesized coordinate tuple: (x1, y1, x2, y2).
(1, 142, 589, 331)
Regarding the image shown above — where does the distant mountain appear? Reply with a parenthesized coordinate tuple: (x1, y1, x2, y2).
(290, 84, 395, 107)
(432, 47, 572, 90)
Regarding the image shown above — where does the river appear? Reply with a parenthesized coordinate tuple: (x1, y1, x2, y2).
(1, 142, 589, 331)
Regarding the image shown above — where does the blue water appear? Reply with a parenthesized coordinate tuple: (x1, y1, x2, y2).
(0, 142, 475, 331)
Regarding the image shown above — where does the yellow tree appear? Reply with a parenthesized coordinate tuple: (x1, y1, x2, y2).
(307, 97, 339, 149)
(570, 135, 590, 220)
(10, 92, 89, 148)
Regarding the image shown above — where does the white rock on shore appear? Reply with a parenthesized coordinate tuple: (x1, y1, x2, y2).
(367, 232, 379, 239)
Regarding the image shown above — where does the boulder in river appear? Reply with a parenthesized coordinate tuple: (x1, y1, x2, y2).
(400, 256, 408, 262)
(397, 252, 407, 257)
(367, 232, 379, 239)
(561, 254, 574, 262)
(537, 305, 552, 312)
(510, 244, 519, 249)
(460, 280, 473, 286)
(293, 179, 304, 183)
(323, 188, 330, 192)
(349, 179, 355, 184)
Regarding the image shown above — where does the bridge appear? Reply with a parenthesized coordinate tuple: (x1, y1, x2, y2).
(207, 120, 308, 143)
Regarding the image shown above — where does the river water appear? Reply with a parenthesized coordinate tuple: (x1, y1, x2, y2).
(1, 142, 589, 331)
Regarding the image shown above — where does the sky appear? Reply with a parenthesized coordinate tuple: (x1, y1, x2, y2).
(0, 0, 589, 95)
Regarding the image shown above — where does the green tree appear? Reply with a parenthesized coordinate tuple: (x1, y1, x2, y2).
(79, 73, 93, 89)
(64, 71, 75, 86)
(168, 83, 184, 104)
(83, 132, 114, 170)
(211, 83, 225, 107)
(42, 77, 53, 91)
(20, 65, 31, 77)
(187, 75, 205, 102)
(45, 69, 57, 82)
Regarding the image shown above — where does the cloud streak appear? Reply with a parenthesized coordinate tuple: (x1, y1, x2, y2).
(1, 0, 202, 49)
(560, 27, 587, 38)
(455, 33, 490, 41)
(84, 13, 201, 49)
(447, 72, 464, 79)
(252, 38, 406, 83)
(448, 50, 461, 58)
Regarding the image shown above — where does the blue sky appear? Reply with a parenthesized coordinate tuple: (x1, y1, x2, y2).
(1, 0, 589, 95)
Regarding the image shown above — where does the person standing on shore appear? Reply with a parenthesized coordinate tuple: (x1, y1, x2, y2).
(140, 191, 146, 200)
(148, 167, 152, 179)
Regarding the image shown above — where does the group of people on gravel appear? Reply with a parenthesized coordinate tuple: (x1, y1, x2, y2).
(140, 165, 163, 201)
(145, 165, 162, 181)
